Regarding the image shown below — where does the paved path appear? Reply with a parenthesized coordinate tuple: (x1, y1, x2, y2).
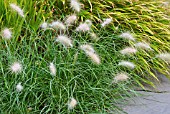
(121, 73, 170, 114)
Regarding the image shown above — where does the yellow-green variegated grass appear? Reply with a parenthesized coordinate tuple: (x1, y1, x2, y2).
(80, 0, 170, 87)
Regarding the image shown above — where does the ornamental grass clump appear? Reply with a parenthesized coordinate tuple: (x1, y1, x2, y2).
(0, 0, 170, 113)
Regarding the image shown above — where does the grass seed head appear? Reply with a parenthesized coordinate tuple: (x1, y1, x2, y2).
(50, 21, 66, 30)
(118, 61, 135, 69)
(114, 72, 129, 83)
(90, 32, 98, 41)
(40, 22, 48, 30)
(134, 42, 152, 50)
(101, 18, 112, 27)
(76, 23, 90, 32)
(120, 47, 137, 55)
(65, 14, 77, 26)
(85, 19, 92, 27)
(70, 0, 81, 12)
(80, 44, 95, 53)
(10, 3, 24, 17)
(119, 32, 135, 41)
(68, 98, 77, 110)
(80, 44, 100, 64)
(49, 63, 56, 76)
(156, 53, 170, 62)
(16, 82, 23, 92)
(10, 62, 22, 73)
(86, 51, 101, 65)
(56, 35, 73, 47)
(1, 28, 12, 40)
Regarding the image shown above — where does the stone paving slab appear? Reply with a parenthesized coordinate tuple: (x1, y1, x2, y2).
(121, 73, 170, 114)
(123, 92, 170, 114)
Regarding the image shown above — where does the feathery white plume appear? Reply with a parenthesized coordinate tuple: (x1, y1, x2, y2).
(161, 2, 169, 7)
(101, 18, 112, 27)
(118, 61, 135, 69)
(1, 28, 12, 40)
(56, 35, 73, 47)
(80, 44, 95, 53)
(80, 44, 100, 64)
(49, 63, 56, 76)
(76, 23, 90, 32)
(10, 3, 24, 17)
(65, 15, 77, 25)
(85, 20, 92, 27)
(50, 21, 66, 30)
(134, 42, 152, 50)
(90, 33, 98, 41)
(70, 0, 81, 12)
(10, 62, 22, 73)
(86, 51, 101, 64)
(120, 47, 137, 55)
(156, 53, 170, 62)
(68, 98, 77, 110)
(119, 32, 135, 41)
(16, 82, 23, 92)
(40, 22, 48, 30)
(114, 73, 129, 82)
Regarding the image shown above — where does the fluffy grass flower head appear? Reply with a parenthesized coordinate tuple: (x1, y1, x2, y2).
(119, 32, 135, 41)
(68, 98, 77, 110)
(50, 21, 66, 30)
(16, 82, 23, 92)
(101, 18, 112, 27)
(1, 28, 12, 40)
(156, 53, 170, 62)
(118, 61, 135, 69)
(86, 51, 101, 64)
(85, 20, 92, 27)
(49, 63, 56, 76)
(134, 42, 152, 50)
(56, 35, 73, 47)
(70, 0, 81, 12)
(120, 47, 137, 55)
(65, 14, 77, 26)
(80, 44, 95, 53)
(40, 22, 48, 30)
(113, 72, 129, 83)
(10, 62, 22, 73)
(10, 3, 24, 17)
(80, 44, 100, 64)
(76, 23, 90, 32)
(90, 32, 98, 41)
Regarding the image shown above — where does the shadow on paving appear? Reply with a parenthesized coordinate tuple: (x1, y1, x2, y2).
(119, 73, 170, 114)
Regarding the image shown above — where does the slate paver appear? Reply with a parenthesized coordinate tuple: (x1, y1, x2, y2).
(121, 74, 170, 114)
